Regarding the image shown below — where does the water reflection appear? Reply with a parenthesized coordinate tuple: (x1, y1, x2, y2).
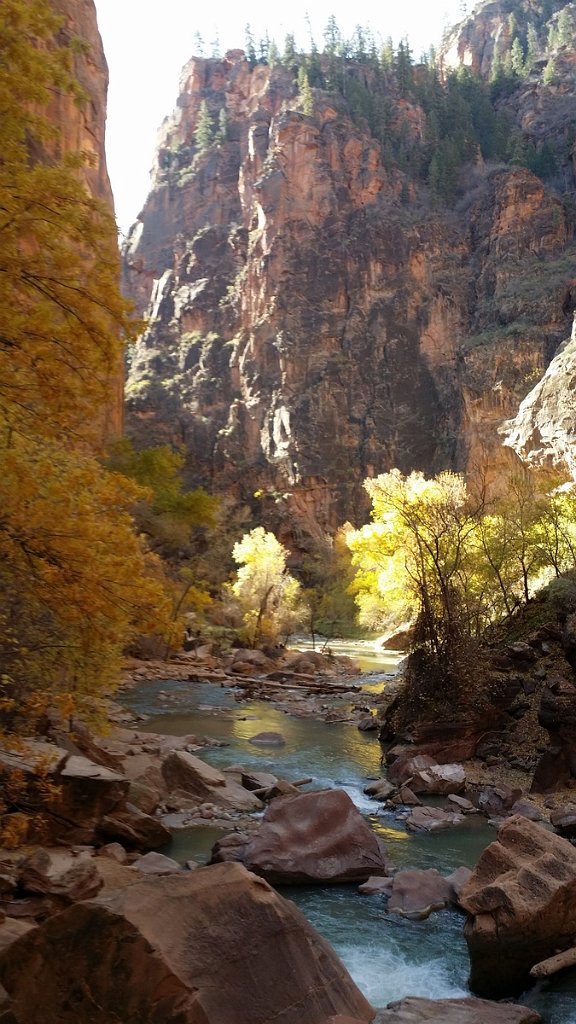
(289, 635, 403, 674)
(123, 675, 576, 1023)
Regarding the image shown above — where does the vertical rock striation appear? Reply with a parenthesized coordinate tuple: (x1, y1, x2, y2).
(123, 15, 576, 541)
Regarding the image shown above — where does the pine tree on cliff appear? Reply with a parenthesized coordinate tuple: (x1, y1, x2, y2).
(194, 100, 214, 155)
(298, 67, 314, 117)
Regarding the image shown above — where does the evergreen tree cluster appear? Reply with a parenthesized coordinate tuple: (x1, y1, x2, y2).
(185, 6, 574, 205)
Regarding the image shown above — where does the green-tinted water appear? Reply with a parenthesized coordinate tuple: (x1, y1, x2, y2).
(124, 670, 576, 1022)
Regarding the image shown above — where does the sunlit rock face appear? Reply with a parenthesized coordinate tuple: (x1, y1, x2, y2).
(49, 0, 123, 439)
(123, 15, 575, 542)
(53, 0, 113, 206)
(503, 317, 576, 478)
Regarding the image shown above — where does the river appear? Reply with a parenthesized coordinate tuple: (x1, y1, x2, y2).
(123, 646, 576, 1023)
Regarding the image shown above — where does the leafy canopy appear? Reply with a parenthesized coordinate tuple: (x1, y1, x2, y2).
(230, 527, 304, 646)
(0, 0, 170, 727)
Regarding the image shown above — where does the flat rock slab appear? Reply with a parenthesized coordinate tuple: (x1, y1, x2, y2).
(374, 996, 541, 1023)
(0, 743, 68, 777)
(59, 756, 126, 782)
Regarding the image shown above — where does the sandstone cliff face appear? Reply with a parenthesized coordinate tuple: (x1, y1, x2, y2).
(52, 0, 113, 207)
(123, 17, 575, 541)
(49, 0, 122, 438)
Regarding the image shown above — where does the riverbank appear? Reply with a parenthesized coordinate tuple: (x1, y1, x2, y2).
(1, 646, 576, 1021)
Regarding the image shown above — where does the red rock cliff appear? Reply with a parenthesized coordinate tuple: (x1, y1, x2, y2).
(49, 0, 123, 439)
(123, 11, 576, 542)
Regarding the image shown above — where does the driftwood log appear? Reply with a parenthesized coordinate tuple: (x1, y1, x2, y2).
(183, 666, 361, 695)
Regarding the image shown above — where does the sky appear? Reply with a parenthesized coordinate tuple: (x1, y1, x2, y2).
(94, 0, 467, 233)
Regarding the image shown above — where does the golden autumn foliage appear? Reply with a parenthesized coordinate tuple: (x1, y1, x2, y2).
(230, 527, 305, 646)
(0, 0, 171, 728)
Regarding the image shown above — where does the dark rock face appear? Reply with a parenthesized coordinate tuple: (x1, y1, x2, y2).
(459, 815, 576, 998)
(123, 35, 575, 542)
(0, 863, 374, 1024)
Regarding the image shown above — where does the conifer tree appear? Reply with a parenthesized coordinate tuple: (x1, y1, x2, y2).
(526, 23, 540, 66)
(194, 100, 214, 155)
(298, 67, 314, 116)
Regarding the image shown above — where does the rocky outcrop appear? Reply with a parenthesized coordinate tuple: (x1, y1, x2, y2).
(459, 815, 576, 998)
(123, 36, 575, 543)
(0, 863, 375, 1024)
(503, 318, 576, 477)
(52, 0, 113, 206)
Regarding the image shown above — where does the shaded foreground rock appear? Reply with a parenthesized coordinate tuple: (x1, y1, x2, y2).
(459, 815, 576, 998)
(243, 789, 389, 884)
(0, 863, 374, 1024)
(374, 996, 541, 1023)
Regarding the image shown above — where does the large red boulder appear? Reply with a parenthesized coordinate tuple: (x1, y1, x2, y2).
(244, 789, 389, 884)
(0, 863, 374, 1024)
(459, 815, 576, 998)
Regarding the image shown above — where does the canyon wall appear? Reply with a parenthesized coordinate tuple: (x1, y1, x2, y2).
(123, 5, 576, 544)
(51, 0, 123, 438)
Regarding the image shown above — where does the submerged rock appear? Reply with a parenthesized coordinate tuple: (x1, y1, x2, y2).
(387, 867, 465, 920)
(0, 863, 374, 1024)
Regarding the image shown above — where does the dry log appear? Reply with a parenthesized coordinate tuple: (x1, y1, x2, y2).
(530, 947, 576, 978)
(233, 678, 361, 695)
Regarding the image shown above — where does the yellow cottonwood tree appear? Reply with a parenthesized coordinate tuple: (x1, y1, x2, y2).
(230, 528, 304, 646)
(0, 0, 170, 728)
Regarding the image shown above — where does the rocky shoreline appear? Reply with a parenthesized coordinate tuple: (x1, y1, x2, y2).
(0, 642, 575, 1021)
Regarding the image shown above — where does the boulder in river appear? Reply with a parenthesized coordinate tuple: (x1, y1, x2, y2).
(0, 863, 375, 1024)
(459, 815, 576, 998)
(161, 750, 262, 812)
(387, 754, 438, 786)
(244, 789, 389, 884)
(374, 996, 541, 1023)
(405, 806, 465, 832)
(248, 731, 286, 747)
(387, 867, 466, 920)
(410, 763, 466, 796)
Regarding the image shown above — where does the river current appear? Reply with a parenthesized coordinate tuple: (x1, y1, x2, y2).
(124, 644, 576, 1024)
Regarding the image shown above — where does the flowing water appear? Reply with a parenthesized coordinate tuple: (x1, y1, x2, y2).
(124, 650, 576, 1023)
